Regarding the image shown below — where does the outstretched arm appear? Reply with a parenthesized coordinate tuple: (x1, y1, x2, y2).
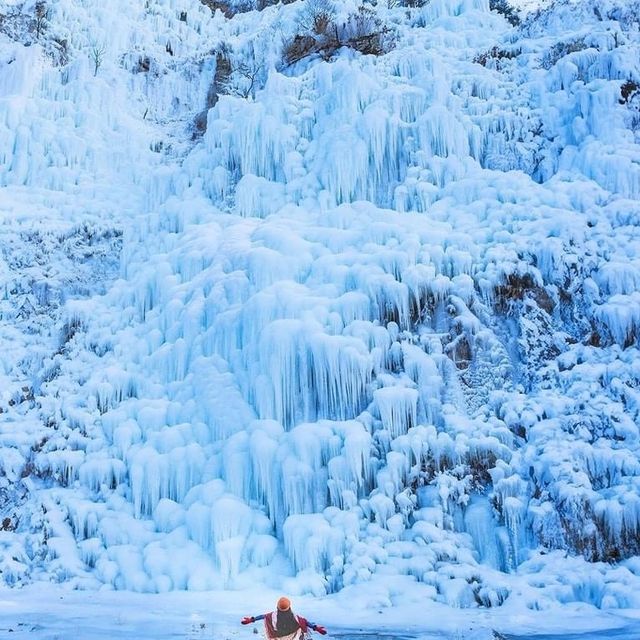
(241, 614, 267, 625)
(307, 621, 327, 635)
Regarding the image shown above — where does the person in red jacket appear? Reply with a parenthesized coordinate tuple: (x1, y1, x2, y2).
(241, 597, 327, 640)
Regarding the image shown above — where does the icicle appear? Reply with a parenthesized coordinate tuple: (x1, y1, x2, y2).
(375, 387, 419, 439)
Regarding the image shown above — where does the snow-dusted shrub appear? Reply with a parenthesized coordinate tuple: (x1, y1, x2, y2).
(604, 0, 640, 29)
(337, 6, 394, 56)
(199, 0, 253, 16)
(473, 46, 520, 68)
(33, 1, 50, 38)
(199, 0, 235, 17)
(0, 4, 35, 42)
(132, 55, 152, 73)
(48, 37, 69, 66)
(256, 0, 284, 8)
(283, 34, 320, 65)
(199, 0, 282, 15)
(283, 4, 394, 66)
(297, 0, 336, 34)
(620, 80, 640, 130)
(557, 499, 640, 563)
(381, 0, 430, 6)
(541, 38, 588, 69)
(489, 0, 520, 26)
(0, 0, 52, 40)
(620, 80, 639, 104)
(282, 0, 339, 65)
(0, 0, 67, 63)
(493, 273, 554, 315)
(202, 47, 265, 105)
(1, 517, 15, 532)
(59, 317, 86, 349)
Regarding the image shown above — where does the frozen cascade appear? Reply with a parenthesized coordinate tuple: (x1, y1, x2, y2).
(1, 0, 640, 611)
(463, 498, 503, 571)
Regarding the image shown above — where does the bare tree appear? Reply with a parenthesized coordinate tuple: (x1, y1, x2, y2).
(90, 43, 106, 76)
(223, 60, 264, 99)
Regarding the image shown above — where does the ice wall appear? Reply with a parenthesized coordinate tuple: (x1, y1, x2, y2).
(1, 0, 640, 611)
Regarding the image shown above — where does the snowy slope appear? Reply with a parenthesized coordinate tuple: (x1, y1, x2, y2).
(1, 0, 640, 616)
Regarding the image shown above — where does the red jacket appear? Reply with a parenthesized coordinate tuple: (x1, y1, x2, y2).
(241, 611, 325, 637)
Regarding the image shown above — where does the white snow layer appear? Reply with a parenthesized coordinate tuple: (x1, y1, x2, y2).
(0, 0, 640, 616)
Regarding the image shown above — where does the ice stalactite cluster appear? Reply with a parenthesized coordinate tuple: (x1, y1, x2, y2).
(1, 0, 640, 611)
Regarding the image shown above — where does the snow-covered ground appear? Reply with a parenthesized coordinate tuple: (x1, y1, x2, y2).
(1, 0, 640, 627)
(1, 584, 639, 640)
